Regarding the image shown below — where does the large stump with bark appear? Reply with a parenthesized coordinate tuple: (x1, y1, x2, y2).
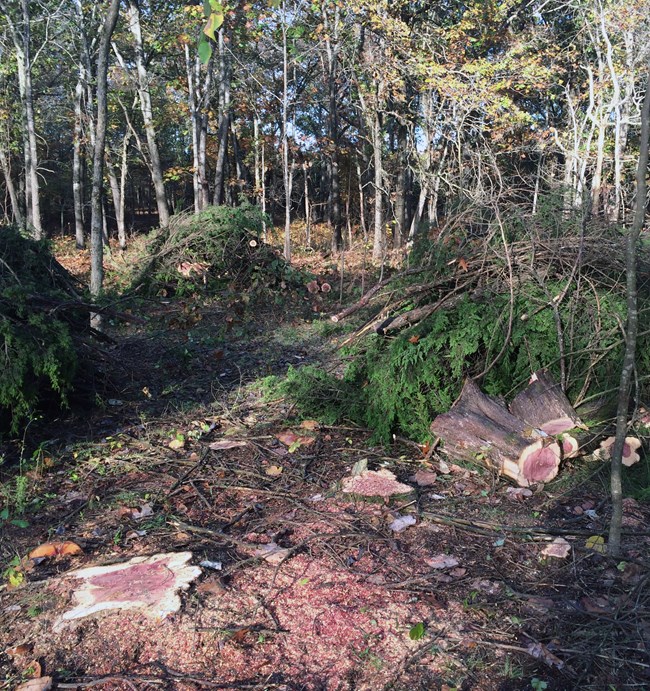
(430, 378, 563, 486)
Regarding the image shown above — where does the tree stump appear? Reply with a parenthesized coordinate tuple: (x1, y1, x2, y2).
(430, 379, 562, 486)
(509, 370, 583, 458)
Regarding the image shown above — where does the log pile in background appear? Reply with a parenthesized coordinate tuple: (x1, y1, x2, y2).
(430, 372, 586, 486)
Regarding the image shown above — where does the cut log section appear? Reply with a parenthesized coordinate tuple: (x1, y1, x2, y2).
(509, 370, 583, 458)
(431, 379, 562, 486)
(510, 370, 583, 435)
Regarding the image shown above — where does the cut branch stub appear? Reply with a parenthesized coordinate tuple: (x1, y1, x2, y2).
(430, 379, 561, 486)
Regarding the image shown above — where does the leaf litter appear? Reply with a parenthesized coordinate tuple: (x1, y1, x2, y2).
(1, 268, 649, 690)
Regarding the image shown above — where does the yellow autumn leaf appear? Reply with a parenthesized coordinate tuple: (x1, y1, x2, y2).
(585, 535, 606, 554)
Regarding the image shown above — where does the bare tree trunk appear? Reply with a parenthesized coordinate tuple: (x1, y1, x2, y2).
(253, 116, 267, 240)
(185, 43, 201, 213)
(394, 122, 408, 249)
(324, 3, 342, 251)
(72, 68, 85, 248)
(125, 0, 169, 228)
(303, 160, 311, 247)
(0, 0, 43, 237)
(0, 142, 23, 228)
(90, 0, 120, 314)
(372, 110, 384, 262)
(608, 60, 650, 557)
(213, 28, 231, 206)
(600, 8, 622, 222)
(281, 0, 292, 261)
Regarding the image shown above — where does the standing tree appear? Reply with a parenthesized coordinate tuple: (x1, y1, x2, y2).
(608, 58, 650, 556)
(90, 0, 121, 317)
(0, 0, 42, 237)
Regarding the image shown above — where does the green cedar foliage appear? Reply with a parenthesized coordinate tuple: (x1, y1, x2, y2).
(283, 287, 648, 444)
(137, 203, 301, 296)
(0, 226, 77, 433)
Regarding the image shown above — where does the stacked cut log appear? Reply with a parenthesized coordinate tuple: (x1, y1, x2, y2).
(430, 372, 584, 487)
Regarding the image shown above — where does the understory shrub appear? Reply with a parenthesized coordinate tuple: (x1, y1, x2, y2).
(0, 225, 78, 433)
(136, 203, 302, 296)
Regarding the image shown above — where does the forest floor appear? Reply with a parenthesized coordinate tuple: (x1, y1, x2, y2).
(0, 233, 649, 691)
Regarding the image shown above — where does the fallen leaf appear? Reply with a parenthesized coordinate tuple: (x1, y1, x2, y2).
(29, 541, 82, 560)
(276, 431, 298, 447)
(300, 420, 320, 430)
(506, 487, 533, 500)
(425, 554, 459, 569)
(458, 257, 469, 272)
(168, 438, 185, 450)
(196, 580, 225, 595)
(132, 503, 153, 520)
(526, 642, 564, 669)
(265, 465, 283, 477)
(4, 644, 32, 657)
(389, 515, 416, 533)
(580, 596, 610, 614)
(24, 660, 41, 678)
(254, 542, 292, 565)
(412, 470, 437, 486)
(15, 677, 52, 691)
(209, 439, 248, 450)
(585, 535, 606, 554)
(541, 537, 571, 559)
(229, 626, 253, 643)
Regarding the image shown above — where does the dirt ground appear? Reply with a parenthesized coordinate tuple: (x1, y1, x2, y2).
(0, 238, 648, 690)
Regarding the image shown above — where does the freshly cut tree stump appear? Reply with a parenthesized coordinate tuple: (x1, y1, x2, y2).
(509, 370, 583, 458)
(510, 370, 582, 434)
(430, 379, 562, 486)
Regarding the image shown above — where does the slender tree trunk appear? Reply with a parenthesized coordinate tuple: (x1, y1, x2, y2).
(394, 122, 408, 249)
(72, 68, 85, 248)
(90, 0, 120, 312)
(126, 0, 169, 228)
(1, 0, 43, 237)
(213, 28, 231, 206)
(0, 143, 23, 228)
(185, 43, 201, 213)
(281, 0, 292, 261)
(608, 61, 650, 557)
(324, 3, 342, 251)
(372, 110, 384, 262)
(303, 160, 311, 247)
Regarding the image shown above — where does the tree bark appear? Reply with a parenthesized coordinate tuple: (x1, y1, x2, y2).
(213, 28, 231, 206)
(89, 0, 120, 311)
(0, 142, 23, 228)
(126, 0, 169, 228)
(608, 58, 650, 557)
(431, 379, 562, 487)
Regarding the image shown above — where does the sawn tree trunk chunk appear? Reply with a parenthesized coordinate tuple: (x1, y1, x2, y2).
(430, 379, 562, 486)
(509, 370, 583, 458)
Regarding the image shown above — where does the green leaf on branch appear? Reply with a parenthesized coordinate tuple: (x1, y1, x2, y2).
(198, 36, 212, 63)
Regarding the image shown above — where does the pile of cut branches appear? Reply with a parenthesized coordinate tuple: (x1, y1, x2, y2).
(0, 225, 90, 433)
(134, 204, 299, 296)
(287, 207, 650, 443)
